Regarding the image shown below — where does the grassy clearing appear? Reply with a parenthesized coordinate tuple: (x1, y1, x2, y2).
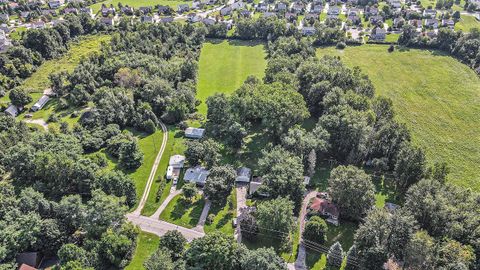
(317, 45, 480, 190)
(196, 39, 267, 115)
(125, 231, 160, 270)
(204, 189, 237, 235)
(129, 130, 165, 208)
(159, 193, 205, 228)
(141, 126, 187, 216)
(90, 0, 188, 13)
(242, 222, 300, 263)
(22, 35, 110, 92)
(385, 33, 400, 43)
(455, 15, 480, 32)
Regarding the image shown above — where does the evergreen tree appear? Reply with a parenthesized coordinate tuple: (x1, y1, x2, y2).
(327, 242, 344, 268)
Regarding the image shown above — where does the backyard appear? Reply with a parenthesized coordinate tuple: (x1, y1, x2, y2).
(159, 193, 205, 228)
(317, 45, 480, 191)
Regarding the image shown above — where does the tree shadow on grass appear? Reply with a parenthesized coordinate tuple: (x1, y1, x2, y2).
(188, 197, 205, 227)
(227, 39, 265, 47)
(216, 211, 233, 229)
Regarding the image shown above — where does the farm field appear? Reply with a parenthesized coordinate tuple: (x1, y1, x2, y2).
(317, 45, 480, 190)
(455, 14, 480, 32)
(125, 231, 160, 270)
(90, 0, 188, 13)
(196, 39, 267, 114)
(22, 35, 110, 92)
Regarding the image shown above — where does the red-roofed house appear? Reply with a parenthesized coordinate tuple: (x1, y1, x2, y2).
(19, 264, 37, 270)
(307, 194, 339, 225)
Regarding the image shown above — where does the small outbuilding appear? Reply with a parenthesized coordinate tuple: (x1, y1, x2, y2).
(236, 167, 251, 183)
(184, 127, 205, 139)
(5, 104, 21, 117)
(31, 95, 50, 112)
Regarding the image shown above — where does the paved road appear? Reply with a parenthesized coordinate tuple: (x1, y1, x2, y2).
(126, 213, 204, 242)
(150, 188, 182, 219)
(193, 199, 211, 232)
(132, 121, 168, 216)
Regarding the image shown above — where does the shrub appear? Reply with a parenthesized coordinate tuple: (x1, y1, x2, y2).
(336, 41, 347, 49)
(155, 175, 166, 202)
(48, 113, 59, 123)
(206, 214, 215, 225)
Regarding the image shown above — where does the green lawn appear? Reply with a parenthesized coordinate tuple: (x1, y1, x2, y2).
(196, 39, 267, 115)
(141, 125, 187, 216)
(125, 231, 160, 270)
(455, 15, 480, 32)
(317, 45, 480, 190)
(90, 0, 189, 13)
(159, 194, 205, 228)
(204, 189, 236, 235)
(22, 35, 110, 92)
(129, 130, 165, 208)
(385, 33, 400, 43)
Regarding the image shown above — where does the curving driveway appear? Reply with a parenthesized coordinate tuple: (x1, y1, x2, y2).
(131, 121, 168, 216)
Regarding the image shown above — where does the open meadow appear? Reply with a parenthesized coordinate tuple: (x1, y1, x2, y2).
(23, 35, 110, 92)
(196, 39, 267, 114)
(317, 45, 480, 190)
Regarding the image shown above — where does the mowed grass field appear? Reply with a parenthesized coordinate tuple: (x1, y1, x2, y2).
(455, 15, 480, 32)
(196, 39, 267, 114)
(90, 0, 188, 13)
(317, 45, 480, 190)
(23, 35, 110, 92)
(125, 231, 159, 270)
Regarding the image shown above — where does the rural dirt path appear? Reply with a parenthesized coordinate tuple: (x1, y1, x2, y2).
(23, 119, 48, 130)
(132, 121, 168, 216)
(150, 188, 182, 220)
(234, 185, 248, 243)
(294, 190, 318, 270)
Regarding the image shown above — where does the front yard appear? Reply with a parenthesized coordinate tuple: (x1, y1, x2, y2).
(159, 193, 205, 228)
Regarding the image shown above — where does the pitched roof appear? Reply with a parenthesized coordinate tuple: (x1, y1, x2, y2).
(308, 197, 339, 218)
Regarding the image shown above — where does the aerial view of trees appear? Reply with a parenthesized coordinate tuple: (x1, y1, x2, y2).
(0, 8, 479, 270)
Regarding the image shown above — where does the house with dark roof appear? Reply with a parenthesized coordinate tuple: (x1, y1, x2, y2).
(220, 6, 232, 16)
(370, 27, 386, 40)
(177, 4, 190, 13)
(121, 6, 134, 15)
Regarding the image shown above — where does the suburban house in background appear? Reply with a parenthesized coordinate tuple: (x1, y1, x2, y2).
(166, 155, 185, 183)
(184, 127, 205, 139)
(236, 167, 252, 183)
(184, 166, 209, 185)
